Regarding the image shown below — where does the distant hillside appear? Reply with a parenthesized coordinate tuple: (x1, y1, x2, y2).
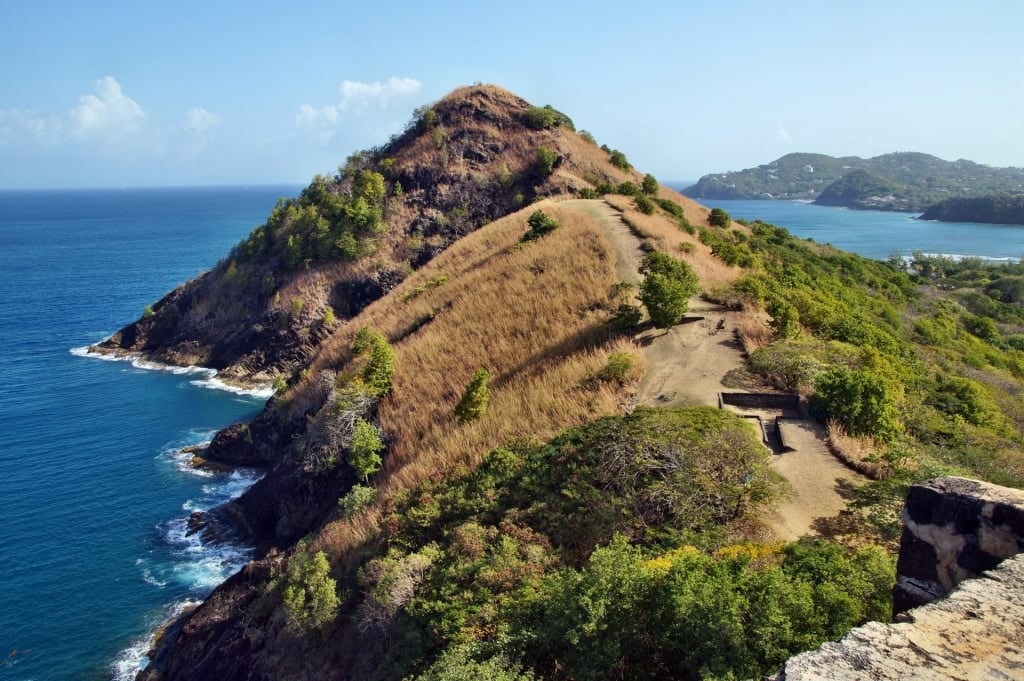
(683, 152, 1024, 212)
(920, 192, 1024, 225)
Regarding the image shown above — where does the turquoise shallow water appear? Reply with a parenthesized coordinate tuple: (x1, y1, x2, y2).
(0, 186, 300, 681)
(707, 199, 1024, 261)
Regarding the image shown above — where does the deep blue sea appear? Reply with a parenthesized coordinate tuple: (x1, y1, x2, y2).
(1, 190, 1020, 681)
(0, 186, 301, 681)
(710, 200, 1024, 261)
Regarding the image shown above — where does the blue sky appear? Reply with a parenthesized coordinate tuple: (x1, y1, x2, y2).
(2, 0, 1021, 188)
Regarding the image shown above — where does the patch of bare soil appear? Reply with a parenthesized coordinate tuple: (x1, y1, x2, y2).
(562, 198, 866, 540)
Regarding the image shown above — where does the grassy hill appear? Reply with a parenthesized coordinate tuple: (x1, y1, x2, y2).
(683, 152, 1024, 212)
(131, 87, 1024, 681)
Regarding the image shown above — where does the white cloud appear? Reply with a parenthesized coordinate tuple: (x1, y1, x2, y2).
(296, 77, 422, 143)
(186, 107, 222, 133)
(777, 121, 793, 144)
(70, 76, 145, 138)
(0, 109, 63, 150)
(338, 77, 422, 112)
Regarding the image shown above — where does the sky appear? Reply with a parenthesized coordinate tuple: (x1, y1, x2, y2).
(2, 0, 1022, 188)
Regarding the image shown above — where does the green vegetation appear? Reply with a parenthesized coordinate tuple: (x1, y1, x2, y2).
(607, 148, 631, 171)
(338, 484, 377, 518)
(920, 192, 1024, 225)
(684, 151, 1024, 211)
(813, 169, 901, 210)
(347, 407, 890, 680)
(709, 206, 731, 227)
(633, 193, 656, 215)
(281, 550, 340, 633)
(521, 210, 560, 242)
(599, 351, 640, 383)
(535, 146, 558, 177)
(699, 217, 1024, 541)
(642, 173, 659, 195)
(454, 368, 490, 423)
(352, 327, 395, 397)
(523, 104, 575, 131)
(348, 418, 385, 481)
(639, 251, 700, 328)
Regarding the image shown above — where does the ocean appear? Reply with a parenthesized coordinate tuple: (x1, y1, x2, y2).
(0, 189, 1019, 681)
(0, 186, 300, 681)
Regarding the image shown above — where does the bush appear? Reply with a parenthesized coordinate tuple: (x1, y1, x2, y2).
(523, 104, 575, 131)
(709, 207, 732, 228)
(281, 550, 339, 633)
(348, 419, 384, 481)
(608, 149, 631, 170)
(339, 484, 377, 518)
(352, 328, 395, 396)
(600, 352, 640, 383)
(535, 146, 558, 177)
(634, 194, 656, 215)
(521, 210, 560, 242)
(642, 173, 659, 195)
(811, 366, 903, 439)
(639, 252, 700, 329)
(455, 368, 491, 423)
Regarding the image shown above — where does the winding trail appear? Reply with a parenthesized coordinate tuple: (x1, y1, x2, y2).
(562, 198, 865, 540)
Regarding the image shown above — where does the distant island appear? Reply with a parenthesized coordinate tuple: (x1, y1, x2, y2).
(683, 152, 1024, 213)
(920, 192, 1024, 225)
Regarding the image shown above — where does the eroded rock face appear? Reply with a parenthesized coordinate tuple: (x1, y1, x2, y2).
(771, 476, 1024, 680)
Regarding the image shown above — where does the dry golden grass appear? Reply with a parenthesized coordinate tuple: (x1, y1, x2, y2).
(307, 202, 641, 561)
(603, 193, 743, 291)
(736, 311, 773, 354)
(825, 420, 892, 480)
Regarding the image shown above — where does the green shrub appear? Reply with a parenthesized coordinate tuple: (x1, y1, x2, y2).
(600, 352, 640, 383)
(634, 194, 656, 215)
(642, 173, 659, 195)
(639, 252, 700, 328)
(578, 130, 597, 145)
(281, 550, 339, 633)
(523, 104, 574, 131)
(348, 419, 384, 481)
(709, 207, 732, 228)
(322, 306, 337, 326)
(811, 366, 903, 439)
(352, 327, 395, 396)
(521, 210, 560, 242)
(339, 483, 377, 518)
(535, 146, 558, 177)
(455, 368, 491, 423)
(608, 149, 631, 170)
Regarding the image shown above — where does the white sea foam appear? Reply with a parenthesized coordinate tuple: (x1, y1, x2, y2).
(110, 599, 202, 681)
(189, 375, 275, 399)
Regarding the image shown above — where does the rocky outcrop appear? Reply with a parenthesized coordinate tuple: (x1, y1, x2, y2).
(772, 477, 1024, 680)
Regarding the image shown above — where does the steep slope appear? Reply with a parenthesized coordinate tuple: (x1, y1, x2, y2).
(90, 85, 648, 384)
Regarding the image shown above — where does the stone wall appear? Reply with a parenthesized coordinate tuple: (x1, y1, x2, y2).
(893, 476, 1024, 613)
(771, 476, 1024, 680)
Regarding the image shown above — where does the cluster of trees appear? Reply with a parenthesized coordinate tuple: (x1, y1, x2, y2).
(342, 407, 893, 680)
(639, 252, 699, 328)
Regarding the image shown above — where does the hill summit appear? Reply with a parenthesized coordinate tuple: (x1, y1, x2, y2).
(91, 84, 654, 384)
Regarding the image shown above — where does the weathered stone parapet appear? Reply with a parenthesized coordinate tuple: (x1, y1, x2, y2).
(771, 553, 1024, 680)
(893, 476, 1024, 614)
(770, 476, 1024, 680)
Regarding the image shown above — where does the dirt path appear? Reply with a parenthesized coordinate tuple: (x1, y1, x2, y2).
(562, 198, 864, 540)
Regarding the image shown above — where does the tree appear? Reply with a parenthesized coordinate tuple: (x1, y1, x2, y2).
(709, 207, 732, 228)
(608, 149, 631, 170)
(455, 368, 491, 423)
(639, 252, 699, 329)
(281, 550, 340, 633)
(642, 173, 659, 195)
(348, 418, 384, 481)
(522, 210, 559, 242)
(767, 299, 800, 339)
(352, 327, 395, 396)
(811, 366, 902, 439)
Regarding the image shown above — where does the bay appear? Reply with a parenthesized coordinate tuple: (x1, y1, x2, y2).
(706, 200, 1024, 261)
(0, 186, 300, 681)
